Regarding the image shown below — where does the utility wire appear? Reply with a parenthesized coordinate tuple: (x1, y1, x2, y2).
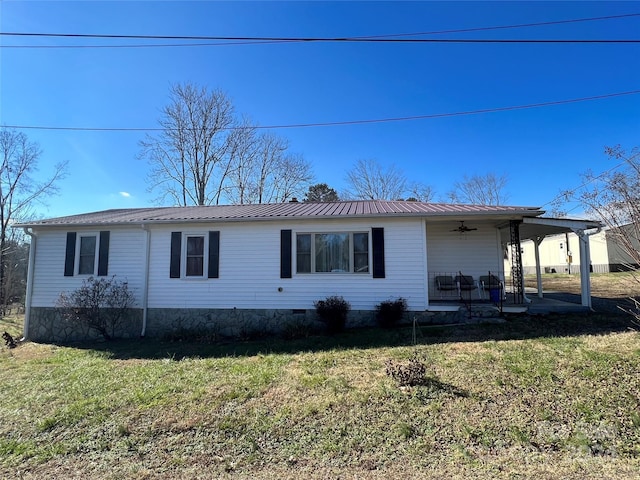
(2, 12, 640, 48)
(2, 11, 640, 48)
(5, 89, 640, 133)
(2, 34, 639, 44)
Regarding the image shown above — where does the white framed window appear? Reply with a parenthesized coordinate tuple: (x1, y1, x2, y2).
(77, 233, 98, 275)
(169, 231, 220, 280)
(184, 234, 206, 277)
(64, 231, 110, 277)
(296, 232, 370, 274)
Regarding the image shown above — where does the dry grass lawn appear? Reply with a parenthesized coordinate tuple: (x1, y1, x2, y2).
(525, 272, 640, 299)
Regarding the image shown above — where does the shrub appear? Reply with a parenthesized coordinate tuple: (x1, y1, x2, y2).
(56, 276, 135, 341)
(314, 295, 350, 334)
(385, 354, 428, 387)
(375, 297, 407, 328)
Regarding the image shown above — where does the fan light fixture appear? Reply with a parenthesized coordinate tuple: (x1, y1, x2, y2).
(451, 221, 478, 233)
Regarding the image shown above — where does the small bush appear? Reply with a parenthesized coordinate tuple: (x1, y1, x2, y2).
(314, 296, 350, 334)
(56, 276, 135, 341)
(385, 354, 428, 387)
(375, 297, 407, 328)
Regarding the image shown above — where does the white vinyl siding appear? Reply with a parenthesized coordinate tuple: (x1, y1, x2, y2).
(30, 218, 510, 313)
(30, 228, 146, 307)
(426, 222, 504, 279)
(147, 218, 429, 311)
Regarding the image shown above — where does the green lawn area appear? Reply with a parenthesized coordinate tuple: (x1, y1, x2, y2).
(1, 311, 640, 479)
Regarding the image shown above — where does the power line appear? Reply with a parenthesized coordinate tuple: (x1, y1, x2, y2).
(2, 33, 639, 44)
(5, 89, 640, 133)
(3, 12, 640, 49)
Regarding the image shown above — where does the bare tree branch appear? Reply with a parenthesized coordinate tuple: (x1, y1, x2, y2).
(140, 84, 312, 206)
(139, 83, 235, 206)
(0, 128, 67, 310)
(559, 145, 640, 325)
(447, 173, 509, 205)
(344, 159, 408, 201)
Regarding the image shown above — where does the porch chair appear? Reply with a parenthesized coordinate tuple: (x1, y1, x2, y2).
(435, 275, 456, 298)
(479, 274, 504, 301)
(455, 275, 478, 298)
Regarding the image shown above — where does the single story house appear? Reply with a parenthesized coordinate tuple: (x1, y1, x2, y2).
(16, 200, 602, 342)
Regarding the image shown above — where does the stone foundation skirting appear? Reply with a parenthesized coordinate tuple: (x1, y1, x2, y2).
(27, 305, 502, 343)
(28, 307, 143, 343)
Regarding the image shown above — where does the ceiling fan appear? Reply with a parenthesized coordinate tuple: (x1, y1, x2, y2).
(451, 221, 478, 233)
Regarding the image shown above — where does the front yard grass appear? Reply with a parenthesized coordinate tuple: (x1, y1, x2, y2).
(1, 312, 639, 479)
(525, 271, 640, 299)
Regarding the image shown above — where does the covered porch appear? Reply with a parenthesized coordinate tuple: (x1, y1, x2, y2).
(511, 217, 602, 309)
(425, 216, 602, 315)
(427, 286, 591, 315)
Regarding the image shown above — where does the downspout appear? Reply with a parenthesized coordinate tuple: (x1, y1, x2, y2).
(422, 219, 429, 310)
(22, 228, 37, 340)
(140, 224, 151, 337)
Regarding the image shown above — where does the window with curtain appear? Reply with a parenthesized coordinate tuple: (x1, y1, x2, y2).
(296, 232, 369, 274)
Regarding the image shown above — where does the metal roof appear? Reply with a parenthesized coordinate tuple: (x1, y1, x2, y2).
(16, 200, 544, 228)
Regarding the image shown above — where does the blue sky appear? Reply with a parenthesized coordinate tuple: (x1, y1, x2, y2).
(1, 1, 639, 218)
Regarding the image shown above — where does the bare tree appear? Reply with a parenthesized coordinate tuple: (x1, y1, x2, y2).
(140, 83, 235, 206)
(345, 159, 407, 200)
(447, 173, 509, 205)
(0, 128, 66, 310)
(344, 159, 434, 202)
(304, 183, 339, 202)
(562, 145, 640, 323)
(226, 131, 312, 204)
(253, 133, 288, 204)
(271, 152, 314, 203)
(224, 119, 261, 205)
(564, 146, 639, 260)
(407, 182, 435, 202)
(141, 84, 312, 206)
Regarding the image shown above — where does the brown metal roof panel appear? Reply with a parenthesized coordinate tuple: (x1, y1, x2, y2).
(16, 200, 545, 228)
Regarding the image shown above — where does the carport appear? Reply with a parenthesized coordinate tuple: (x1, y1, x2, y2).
(503, 217, 603, 309)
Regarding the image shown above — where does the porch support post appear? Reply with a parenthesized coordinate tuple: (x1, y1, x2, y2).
(577, 230, 592, 308)
(533, 236, 544, 299)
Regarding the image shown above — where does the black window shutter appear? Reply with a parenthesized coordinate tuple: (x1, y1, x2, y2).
(97, 231, 110, 276)
(208, 231, 220, 279)
(64, 232, 77, 276)
(372, 227, 385, 278)
(280, 229, 292, 278)
(170, 232, 182, 278)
